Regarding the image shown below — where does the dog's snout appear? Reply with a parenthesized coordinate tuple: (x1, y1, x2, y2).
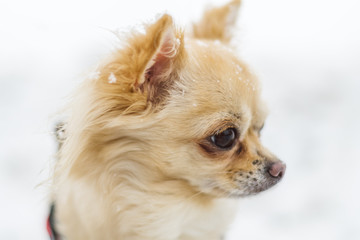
(267, 162, 286, 178)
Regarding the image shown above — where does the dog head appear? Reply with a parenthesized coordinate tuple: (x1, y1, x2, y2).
(62, 0, 285, 198)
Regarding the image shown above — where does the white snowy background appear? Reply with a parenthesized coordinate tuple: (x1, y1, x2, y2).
(1, 0, 359, 239)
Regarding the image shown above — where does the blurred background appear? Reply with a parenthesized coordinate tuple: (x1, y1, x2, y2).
(0, 0, 359, 239)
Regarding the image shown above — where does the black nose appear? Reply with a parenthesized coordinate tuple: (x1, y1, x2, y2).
(268, 162, 286, 178)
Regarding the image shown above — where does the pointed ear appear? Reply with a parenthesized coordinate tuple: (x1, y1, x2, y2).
(193, 0, 241, 43)
(133, 14, 183, 104)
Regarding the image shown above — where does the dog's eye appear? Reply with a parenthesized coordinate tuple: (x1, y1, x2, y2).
(210, 128, 236, 149)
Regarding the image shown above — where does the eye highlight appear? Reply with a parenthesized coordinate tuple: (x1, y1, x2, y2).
(210, 128, 237, 149)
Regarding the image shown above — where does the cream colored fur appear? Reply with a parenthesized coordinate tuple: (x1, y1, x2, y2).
(51, 1, 284, 239)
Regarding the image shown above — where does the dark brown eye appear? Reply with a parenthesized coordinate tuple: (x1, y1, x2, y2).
(210, 128, 237, 149)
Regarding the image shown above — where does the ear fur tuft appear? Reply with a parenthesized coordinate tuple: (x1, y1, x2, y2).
(193, 0, 241, 43)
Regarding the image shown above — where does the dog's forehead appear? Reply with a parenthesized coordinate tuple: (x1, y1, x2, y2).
(181, 39, 262, 116)
(161, 40, 267, 138)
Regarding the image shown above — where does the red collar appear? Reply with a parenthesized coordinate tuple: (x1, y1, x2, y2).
(47, 203, 60, 240)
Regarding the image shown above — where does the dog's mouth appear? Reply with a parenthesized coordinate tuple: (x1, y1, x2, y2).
(200, 162, 286, 198)
(236, 174, 284, 197)
(219, 176, 284, 198)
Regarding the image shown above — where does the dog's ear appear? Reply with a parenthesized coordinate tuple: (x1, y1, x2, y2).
(131, 14, 183, 104)
(193, 0, 241, 43)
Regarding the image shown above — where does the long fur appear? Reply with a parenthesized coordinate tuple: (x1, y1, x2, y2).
(51, 1, 285, 239)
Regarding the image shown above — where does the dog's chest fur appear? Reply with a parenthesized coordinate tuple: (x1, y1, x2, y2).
(177, 198, 238, 240)
(56, 179, 237, 240)
(120, 195, 237, 240)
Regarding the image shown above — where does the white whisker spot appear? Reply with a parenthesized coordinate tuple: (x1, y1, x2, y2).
(108, 72, 117, 84)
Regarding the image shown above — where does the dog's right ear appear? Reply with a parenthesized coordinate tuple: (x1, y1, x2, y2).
(129, 14, 184, 105)
(193, 0, 241, 43)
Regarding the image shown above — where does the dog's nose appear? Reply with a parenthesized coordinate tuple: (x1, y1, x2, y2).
(268, 162, 286, 178)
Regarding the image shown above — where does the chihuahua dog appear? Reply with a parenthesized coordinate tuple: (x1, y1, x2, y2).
(50, 0, 286, 239)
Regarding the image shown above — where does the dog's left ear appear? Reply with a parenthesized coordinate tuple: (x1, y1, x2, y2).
(132, 14, 183, 104)
(193, 0, 241, 43)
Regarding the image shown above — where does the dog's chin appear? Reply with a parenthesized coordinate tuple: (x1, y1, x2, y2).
(197, 176, 284, 199)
